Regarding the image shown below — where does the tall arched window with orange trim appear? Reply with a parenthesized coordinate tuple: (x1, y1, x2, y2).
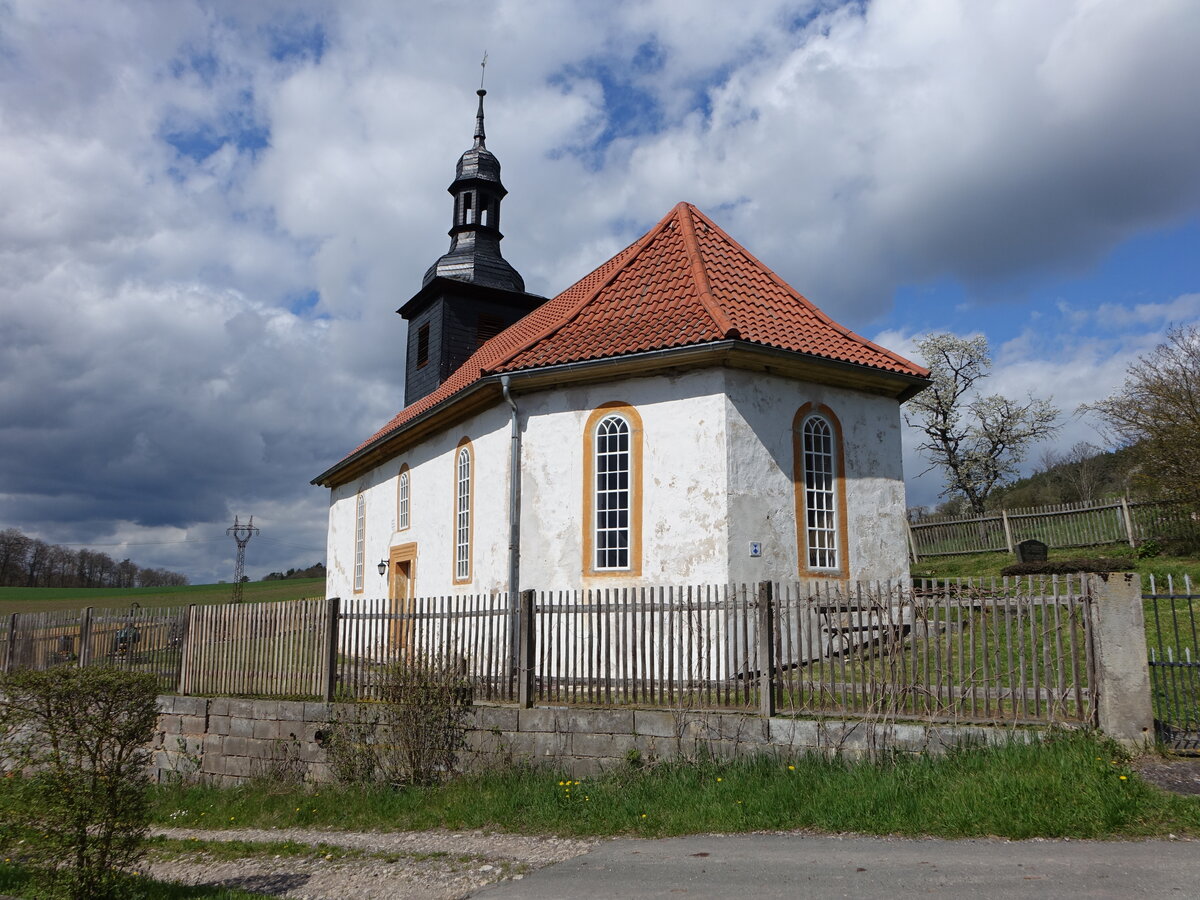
(453, 440, 473, 583)
(353, 491, 366, 593)
(793, 404, 849, 578)
(397, 465, 410, 531)
(583, 403, 643, 576)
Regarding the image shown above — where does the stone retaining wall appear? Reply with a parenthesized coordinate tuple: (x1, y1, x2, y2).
(152, 695, 1039, 785)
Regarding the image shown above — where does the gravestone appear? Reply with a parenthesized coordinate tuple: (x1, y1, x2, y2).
(1016, 539, 1048, 563)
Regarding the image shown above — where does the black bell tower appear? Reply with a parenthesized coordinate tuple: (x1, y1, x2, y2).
(399, 88, 544, 406)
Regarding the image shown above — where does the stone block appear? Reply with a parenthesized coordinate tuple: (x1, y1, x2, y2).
(207, 715, 231, 736)
(305, 701, 333, 722)
(171, 696, 209, 717)
(229, 717, 255, 738)
(572, 732, 618, 758)
(632, 709, 678, 739)
(306, 762, 334, 784)
(251, 700, 280, 720)
(155, 696, 176, 714)
(222, 736, 252, 758)
(506, 730, 568, 759)
(277, 700, 306, 722)
(208, 697, 231, 716)
(179, 715, 207, 735)
(475, 705, 519, 731)
(252, 719, 280, 741)
(518, 707, 567, 733)
(223, 756, 255, 778)
(158, 715, 183, 735)
(768, 717, 821, 750)
(226, 699, 255, 718)
(202, 734, 224, 755)
(567, 708, 634, 735)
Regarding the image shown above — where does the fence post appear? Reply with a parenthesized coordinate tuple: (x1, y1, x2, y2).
(177, 604, 196, 696)
(1087, 573, 1153, 748)
(1000, 510, 1015, 554)
(905, 521, 920, 562)
(3, 613, 16, 673)
(77, 607, 93, 669)
(757, 581, 776, 719)
(1120, 496, 1137, 547)
(323, 597, 341, 703)
(518, 589, 535, 709)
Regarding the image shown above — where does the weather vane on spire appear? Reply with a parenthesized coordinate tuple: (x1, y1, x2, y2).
(480, 51, 488, 90)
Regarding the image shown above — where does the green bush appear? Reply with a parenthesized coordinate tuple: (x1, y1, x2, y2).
(0, 666, 160, 899)
(324, 657, 473, 787)
(1000, 557, 1135, 576)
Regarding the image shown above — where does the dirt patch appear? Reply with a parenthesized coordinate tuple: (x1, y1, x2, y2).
(146, 827, 597, 899)
(1133, 756, 1200, 796)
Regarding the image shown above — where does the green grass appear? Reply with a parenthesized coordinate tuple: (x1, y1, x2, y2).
(0, 579, 325, 616)
(143, 732, 1200, 840)
(0, 862, 273, 899)
(912, 544, 1200, 581)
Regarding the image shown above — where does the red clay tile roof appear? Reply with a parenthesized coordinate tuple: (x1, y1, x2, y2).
(345, 202, 927, 458)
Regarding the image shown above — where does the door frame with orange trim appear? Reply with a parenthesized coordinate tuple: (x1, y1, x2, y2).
(389, 543, 418, 651)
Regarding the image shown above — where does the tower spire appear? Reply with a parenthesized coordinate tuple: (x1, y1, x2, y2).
(474, 89, 487, 149)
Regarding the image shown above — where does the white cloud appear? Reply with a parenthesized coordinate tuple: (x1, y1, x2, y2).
(1, 0, 1198, 578)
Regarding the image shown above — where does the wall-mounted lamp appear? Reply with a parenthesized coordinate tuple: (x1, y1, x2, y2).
(377, 560, 388, 577)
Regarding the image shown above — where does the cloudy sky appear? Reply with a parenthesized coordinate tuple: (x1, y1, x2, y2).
(2, 0, 1198, 584)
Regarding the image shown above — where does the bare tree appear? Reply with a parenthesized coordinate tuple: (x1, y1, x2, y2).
(1086, 325, 1200, 502)
(906, 333, 1060, 515)
(1038, 440, 1104, 503)
(0, 528, 30, 587)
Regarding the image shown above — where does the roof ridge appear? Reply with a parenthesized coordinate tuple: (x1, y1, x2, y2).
(688, 206, 928, 376)
(479, 209, 679, 376)
(676, 202, 740, 340)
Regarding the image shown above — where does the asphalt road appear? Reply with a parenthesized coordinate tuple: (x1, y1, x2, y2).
(474, 833, 1199, 899)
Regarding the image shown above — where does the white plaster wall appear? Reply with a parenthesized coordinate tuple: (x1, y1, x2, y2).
(518, 369, 730, 590)
(324, 365, 911, 599)
(326, 402, 513, 599)
(723, 370, 911, 585)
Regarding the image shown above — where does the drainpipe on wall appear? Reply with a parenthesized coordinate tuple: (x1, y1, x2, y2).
(501, 375, 522, 672)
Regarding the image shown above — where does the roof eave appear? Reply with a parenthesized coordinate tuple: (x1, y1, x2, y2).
(313, 340, 929, 489)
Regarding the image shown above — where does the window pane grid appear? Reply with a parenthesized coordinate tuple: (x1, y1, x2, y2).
(594, 415, 630, 570)
(398, 471, 410, 530)
(803, 416, 838, 570)
(455, 448, 471, 580)
(353, 493, 366, 591)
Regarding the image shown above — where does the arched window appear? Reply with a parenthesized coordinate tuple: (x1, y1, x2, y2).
(793, 404, 848, 577)
(397, 466, 410, 531)
(353, 492, 366, 593)
(454, 440, 473, 583)
(583, 403, 643, 575)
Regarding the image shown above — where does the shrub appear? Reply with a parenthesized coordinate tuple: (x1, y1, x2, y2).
(0, 666, 159, 900)
(1000, 557, 1135, 576)
(324, 656, 474, 787)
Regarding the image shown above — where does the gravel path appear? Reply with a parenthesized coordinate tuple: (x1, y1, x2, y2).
(147, 827, 598, 899)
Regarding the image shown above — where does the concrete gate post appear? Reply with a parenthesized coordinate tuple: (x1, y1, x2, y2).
(1087, 573, 1154, 749)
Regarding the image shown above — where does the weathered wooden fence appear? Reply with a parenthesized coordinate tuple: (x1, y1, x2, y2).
(908, 497, 1197, 558)
(1, 579, 1097, 727)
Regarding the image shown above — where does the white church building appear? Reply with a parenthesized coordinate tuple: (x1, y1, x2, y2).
(313, 90, 929, 605)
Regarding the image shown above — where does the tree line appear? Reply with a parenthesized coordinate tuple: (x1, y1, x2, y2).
(0, 528, 189, 589)
(261, 562, 326, 581)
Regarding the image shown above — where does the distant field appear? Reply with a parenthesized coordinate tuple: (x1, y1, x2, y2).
(0, 578, 325, 615)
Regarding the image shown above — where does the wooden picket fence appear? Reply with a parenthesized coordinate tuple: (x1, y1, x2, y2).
(1, 579, 1097, 726)
(908, 497, 1197, 558)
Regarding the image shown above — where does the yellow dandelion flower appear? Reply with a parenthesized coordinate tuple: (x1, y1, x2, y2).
(788, 765, 795, 771)
(1119, 775, 1127, 781)
(716, 777, 722, 782)
(640, 813, 647, 818)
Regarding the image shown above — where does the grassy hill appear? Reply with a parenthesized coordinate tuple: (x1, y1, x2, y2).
(0, 578, 325, 616)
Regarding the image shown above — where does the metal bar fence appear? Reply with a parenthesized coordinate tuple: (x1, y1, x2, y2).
(1145, 574, 1200, 753)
